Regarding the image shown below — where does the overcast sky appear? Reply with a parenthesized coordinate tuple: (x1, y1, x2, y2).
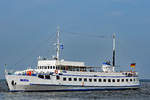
(0, 0, 150, 79)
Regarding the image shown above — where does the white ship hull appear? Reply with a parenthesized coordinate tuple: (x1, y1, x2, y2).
(5, 72, 140, 92)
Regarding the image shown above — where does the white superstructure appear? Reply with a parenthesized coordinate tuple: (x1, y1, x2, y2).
(5, 28, 140, 92)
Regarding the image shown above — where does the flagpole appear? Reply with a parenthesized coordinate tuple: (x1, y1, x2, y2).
(56, 26, 60, 60)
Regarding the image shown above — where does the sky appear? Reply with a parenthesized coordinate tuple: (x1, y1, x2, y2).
(0, 0, 150, 79)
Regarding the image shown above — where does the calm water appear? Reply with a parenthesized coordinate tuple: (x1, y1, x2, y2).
(0, 80, 150, 100)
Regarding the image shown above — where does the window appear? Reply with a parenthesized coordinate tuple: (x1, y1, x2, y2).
(63, 77, 66, 81)
(56, 76, 60, 80)
(56, 66, 59, 69)
(112, 79, 115, 82)
(79, 78, 82, 81)
(103, 79, 106, 82)
(122, 79, 124, 82)
(84, 78, 87, 82)
(94, 79, 97, 82)
(45, 75, 50, 79)
(53, 66, 55, 69)
(69, 78, 72, 81)
(38, 75, 44, 79)
(50, 66, 52, 69)
(99, 79, 102, 82)
(108, 79, 111, 82)
(117, 79, 120, 82)
(74, 78, 77, 81)
(134, 79, 135, 82)
(89, 79, 92, 82)
(126, 79, 128, 82)
(130, 79, 132, 82)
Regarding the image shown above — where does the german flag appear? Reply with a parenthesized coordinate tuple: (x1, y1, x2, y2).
(130, 63, 136, 68)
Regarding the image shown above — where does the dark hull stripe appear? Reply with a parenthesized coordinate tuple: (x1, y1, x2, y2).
(9, 87, 139, 92)
(30, 83, 140, 87)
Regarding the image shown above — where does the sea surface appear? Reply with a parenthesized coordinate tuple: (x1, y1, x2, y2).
(0, 79, 150, 100)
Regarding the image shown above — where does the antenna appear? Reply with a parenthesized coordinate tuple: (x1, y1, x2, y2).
(56, 26, 60, 60)
(112, 33, 116, 67)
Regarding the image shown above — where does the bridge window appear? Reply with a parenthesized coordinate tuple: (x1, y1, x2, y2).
(130, 79, 132, 82)
(108, 79, 111, 82)
(122, 79, 124, 82)
(126, 79, 128, 82)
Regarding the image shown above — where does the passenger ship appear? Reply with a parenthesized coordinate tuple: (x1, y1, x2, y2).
(5, 28, 140, 92)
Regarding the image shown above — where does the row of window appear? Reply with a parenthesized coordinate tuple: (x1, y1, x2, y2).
(38, 66, 68, 70)
(38, 75, 138, 83)
(38, 75, 60, 80)
(63, 77, 137, 83)
(38, 75, 49, 79)
(38, 66, 90, 71)
(38, 66, 56, 69)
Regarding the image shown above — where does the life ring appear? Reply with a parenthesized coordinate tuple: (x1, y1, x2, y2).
(55, 70, 58, 74)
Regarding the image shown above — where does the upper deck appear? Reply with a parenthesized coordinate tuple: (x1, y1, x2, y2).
(12, 58, 138, 78)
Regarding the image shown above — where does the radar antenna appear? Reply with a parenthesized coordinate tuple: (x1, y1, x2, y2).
(112, 33, 116, 67)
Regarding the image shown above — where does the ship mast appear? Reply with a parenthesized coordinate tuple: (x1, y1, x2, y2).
(56, 26, 60, 60)
(112, 33, 116, 67)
